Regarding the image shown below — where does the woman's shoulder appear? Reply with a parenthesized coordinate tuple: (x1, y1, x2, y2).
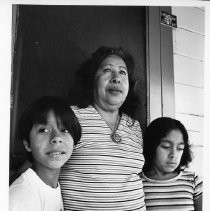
(121, 113, 142, 140)
(122, 113, 141, 128)
(70, 105, 95, 115)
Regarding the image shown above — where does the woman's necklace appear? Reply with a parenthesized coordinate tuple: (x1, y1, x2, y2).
(110, 114, 122, 143)
(93, 104, 122, 143)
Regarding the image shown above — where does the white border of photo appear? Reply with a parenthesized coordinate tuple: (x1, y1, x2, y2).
(1, 0, 209, 210)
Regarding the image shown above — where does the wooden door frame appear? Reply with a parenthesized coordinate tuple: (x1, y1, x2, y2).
(146, 6, 175, 124)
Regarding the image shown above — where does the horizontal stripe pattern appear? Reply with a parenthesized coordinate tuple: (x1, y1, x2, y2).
(59, 105, 146, 210)
(142, 170, 203, 211)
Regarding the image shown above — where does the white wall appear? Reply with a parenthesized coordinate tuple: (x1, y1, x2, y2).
(172, 6, 205, 176)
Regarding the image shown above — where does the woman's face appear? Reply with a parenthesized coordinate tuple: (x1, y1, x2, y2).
(93, 55, 129, 112)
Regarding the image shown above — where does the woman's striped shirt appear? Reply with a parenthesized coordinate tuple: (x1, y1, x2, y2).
(142, 170, 203, 211)
(59, 105, 146, 211)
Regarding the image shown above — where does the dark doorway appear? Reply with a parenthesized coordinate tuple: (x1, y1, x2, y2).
(10, 5, 147, 177)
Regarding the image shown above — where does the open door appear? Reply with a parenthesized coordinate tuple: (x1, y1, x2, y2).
(10, 5, 147, 177)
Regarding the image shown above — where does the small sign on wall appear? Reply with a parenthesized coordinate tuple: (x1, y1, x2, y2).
(161, 11, 177, 28)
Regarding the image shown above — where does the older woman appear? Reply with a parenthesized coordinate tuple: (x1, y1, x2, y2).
(59, 46, 146, 210)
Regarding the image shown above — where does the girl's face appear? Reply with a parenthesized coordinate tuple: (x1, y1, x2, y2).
(24, 110, 74, 171)
(93, 55, 129, 112)
(153, 129, 185, 176)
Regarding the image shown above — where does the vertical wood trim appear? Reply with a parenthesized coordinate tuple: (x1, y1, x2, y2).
(146, 6, 175, 124)
(160, 6, 175, 118)
(10, 5, 21, 157)
(146, 6, 162, 123)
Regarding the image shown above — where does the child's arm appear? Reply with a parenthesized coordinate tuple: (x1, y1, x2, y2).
(193, 172, 203, 211)
(194, 194, 202, 211)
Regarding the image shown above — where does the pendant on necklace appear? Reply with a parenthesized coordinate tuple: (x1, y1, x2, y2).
(110, 133, 121, 143)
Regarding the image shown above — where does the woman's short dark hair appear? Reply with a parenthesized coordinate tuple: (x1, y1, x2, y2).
(143, 117, 193, 172)
(74, 46, 139, 117)
(18, 96, 81, 162)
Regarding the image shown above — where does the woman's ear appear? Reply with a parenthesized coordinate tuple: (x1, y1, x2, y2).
(23, 140, 32, 152)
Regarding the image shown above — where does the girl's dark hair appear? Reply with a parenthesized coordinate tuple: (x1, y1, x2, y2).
(18, 96, 81, 162)
(143, 117, 193, 172)
(74, 46, 140, 117)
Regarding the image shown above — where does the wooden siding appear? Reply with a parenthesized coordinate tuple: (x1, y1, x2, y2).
(172, 6, 204, 175)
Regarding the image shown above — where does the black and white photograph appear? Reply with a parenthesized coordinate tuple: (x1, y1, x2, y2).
(1, 0, 210, 210)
